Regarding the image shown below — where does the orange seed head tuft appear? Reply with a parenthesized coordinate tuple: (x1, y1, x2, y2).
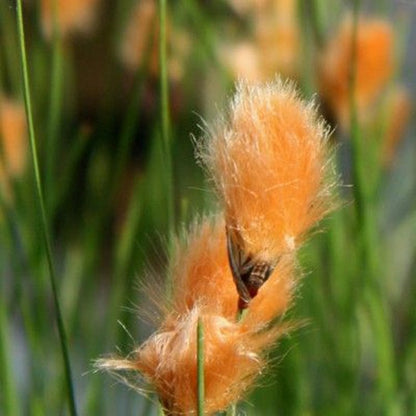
(319, 16, 394, 127)
(98, 216, 295, 414)
(0, 99, 27, 195)
(171, 217, 239, 319)
(200, 78, 334, 264)
(41, 0, 101, 38)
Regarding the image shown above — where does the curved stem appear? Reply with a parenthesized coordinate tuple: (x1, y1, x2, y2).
(15, 2, 77, 415)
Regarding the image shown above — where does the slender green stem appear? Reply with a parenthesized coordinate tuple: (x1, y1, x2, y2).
(46, 0, 64, 207)
(15, 2, 77, 415)
(159, 0, 175, 238)
(349, 1, 365, 224)
(197, 317, 205, 416)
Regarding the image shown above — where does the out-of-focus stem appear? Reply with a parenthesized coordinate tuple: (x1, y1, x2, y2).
(309, 0, 325, 48)
(349, 2, 398, 413)
(46, 0, 64, 208)
(159, 0, 175, 239)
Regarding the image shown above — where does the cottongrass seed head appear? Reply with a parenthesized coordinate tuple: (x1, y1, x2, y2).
(98, 215, 295, 415)
(199, 78, 335, 264)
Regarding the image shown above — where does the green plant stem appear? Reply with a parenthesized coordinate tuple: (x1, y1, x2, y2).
(349, 2, 371, 244)
(197, 317, 205, 416)
(159, 0, 175, 239)
(46, 0, 64, 207)
(349, 2, 379, 280)
(15, 2, 77, 415)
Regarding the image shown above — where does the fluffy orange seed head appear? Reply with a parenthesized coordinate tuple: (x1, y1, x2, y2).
(319, 16, 394, 127)
(98, 215, 296, 414)
(0, 100, 27, 193)
(200, 78, 333, 263)
(41, 0, 100, 38)
(171, 216, 296, 327)
(171, 217, 239, 320)
(102, 307, 279, 415)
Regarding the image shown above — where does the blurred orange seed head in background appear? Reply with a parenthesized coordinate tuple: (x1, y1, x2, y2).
(224, 0, 300, 82)
(121, 0, 191, 82)
(319, 15, 394, 128)
(381, 86, 411, 167)
(41, 0, 101, 38)
(0, 99, 27, 195)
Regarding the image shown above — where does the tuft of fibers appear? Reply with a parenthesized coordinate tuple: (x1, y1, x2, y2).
(97, 216, 295, 415)
(198, 78, 335, 264)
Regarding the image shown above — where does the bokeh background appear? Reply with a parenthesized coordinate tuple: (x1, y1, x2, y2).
(1, 0, 415, 414)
